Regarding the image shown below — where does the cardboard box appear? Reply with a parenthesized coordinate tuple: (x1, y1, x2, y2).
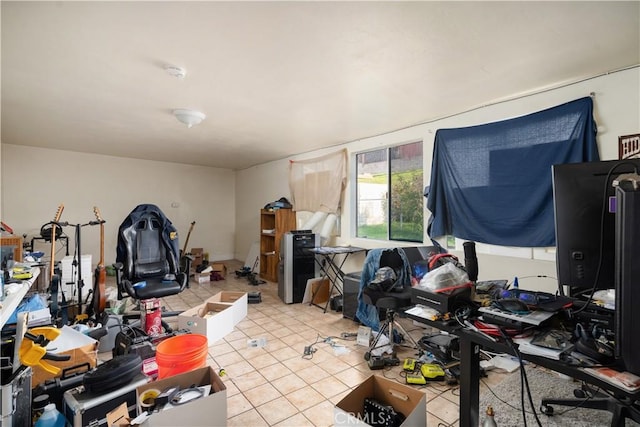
(194, 272, 210, 284)
(190, 248, 204, 270)
(210, 262, 227, 278)
(31, 325, 98, 388)
(177, 302, 234, 344)
(207, 291, 247, 326)
(136, 366, 227, 427)
(334, 374, 426, 426)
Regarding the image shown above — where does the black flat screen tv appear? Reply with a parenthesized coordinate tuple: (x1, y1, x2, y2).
(552, 159, 640, 296)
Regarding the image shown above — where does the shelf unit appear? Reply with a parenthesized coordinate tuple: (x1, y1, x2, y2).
(259, 208, 296, 282)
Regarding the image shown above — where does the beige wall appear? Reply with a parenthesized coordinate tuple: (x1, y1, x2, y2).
(0, 145, 236, 266)
(2, 68, 638, 294)
(236, 67, 640, 294)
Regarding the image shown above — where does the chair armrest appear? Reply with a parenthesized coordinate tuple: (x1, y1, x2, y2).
(178, 255, 193, 290)
(112, 262, 133, 300)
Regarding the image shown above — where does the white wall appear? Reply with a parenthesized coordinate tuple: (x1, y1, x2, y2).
(1, 145, 236, 266)
(2, 68, 638, 294)
(236, 67, 640, 293)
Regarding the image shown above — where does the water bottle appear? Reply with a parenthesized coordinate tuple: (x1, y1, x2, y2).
(34, 403, 66, 427)
(0, 269, 4, 301)
(482, 405, 498, 427)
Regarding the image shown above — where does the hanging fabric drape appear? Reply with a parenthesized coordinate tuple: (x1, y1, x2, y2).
(426, 97, 599, 247)
(289, 149, 347, 214)
(289, 149, 347, 241)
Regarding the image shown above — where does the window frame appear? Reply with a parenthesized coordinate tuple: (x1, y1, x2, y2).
(353, 140, 424, 243)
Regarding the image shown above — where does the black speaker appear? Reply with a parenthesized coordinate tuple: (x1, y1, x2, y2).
(343, 272, 361, 321)
(615, 184, 640, 375)
(463, 241, 478, 282)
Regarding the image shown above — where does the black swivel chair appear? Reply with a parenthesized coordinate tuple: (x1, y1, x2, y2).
(541, 385, 640, 426)
(114, 204, 191, 324)
(362, 248, 419, 361)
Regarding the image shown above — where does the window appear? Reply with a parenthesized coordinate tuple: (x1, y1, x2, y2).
(356, 141, 423, 242)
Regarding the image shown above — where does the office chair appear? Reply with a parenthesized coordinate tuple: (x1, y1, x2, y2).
(360, 248, 419, 361)
(113, 204, 191, 328)
(540, 382, 640, 426)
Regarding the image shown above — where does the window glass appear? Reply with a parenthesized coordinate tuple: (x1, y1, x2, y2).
(390, 142, 423, 241)
(356, 141, 423, 242)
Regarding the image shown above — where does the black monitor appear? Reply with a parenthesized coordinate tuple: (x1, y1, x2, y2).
(553, 159, 640, 376)
(552, 159, 640, 296)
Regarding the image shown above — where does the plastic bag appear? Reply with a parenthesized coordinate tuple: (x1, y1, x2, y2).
(417, 262, 469, 292)
(7, 293, 47, 324)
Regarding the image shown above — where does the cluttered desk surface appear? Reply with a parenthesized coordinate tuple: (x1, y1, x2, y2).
(404, 277, 640, 425)
(1, 266, 40, 330)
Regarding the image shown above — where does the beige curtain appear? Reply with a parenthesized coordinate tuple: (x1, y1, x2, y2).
(289, 149, 347, 214)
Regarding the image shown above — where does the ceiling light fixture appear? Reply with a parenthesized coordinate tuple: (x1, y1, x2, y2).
(165, 65, 187, 79)
(173, 109, 206, 128)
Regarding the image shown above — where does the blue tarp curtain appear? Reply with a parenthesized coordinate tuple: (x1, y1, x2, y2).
(426, 97, 599, 247)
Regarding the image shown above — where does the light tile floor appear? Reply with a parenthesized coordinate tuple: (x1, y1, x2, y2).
(103, 259, 512, 426)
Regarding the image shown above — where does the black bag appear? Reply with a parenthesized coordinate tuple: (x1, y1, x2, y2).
(83, 353, 142, 394)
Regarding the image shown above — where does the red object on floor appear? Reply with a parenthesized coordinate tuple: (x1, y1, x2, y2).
(141, 298, 162, 337)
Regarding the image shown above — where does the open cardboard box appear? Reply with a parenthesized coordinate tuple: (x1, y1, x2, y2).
(210, 262, 227, 278)
(177, 301, 234, 344)
(30, 325, 98, 388)
(194, 272, 210, 283)
(135, 366, 227, 426)
(107, 366, 227, 426)
(334, 374, 426, 426)
(206, 291, 247, 326)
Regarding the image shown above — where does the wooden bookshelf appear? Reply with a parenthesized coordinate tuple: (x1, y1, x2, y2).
(259, 209, 295, 282)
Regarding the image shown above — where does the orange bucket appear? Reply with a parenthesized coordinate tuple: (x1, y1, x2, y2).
(155, 334, 208, 379)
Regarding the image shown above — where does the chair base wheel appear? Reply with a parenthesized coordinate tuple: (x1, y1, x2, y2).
(540, 404, 554, 416)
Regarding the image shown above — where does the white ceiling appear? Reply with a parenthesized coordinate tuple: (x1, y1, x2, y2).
(2, 1, 639, 170)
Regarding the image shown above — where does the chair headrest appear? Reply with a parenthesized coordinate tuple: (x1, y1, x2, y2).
(379, 248, 404, 270)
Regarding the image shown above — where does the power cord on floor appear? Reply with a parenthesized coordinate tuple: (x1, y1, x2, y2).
(301, 333, 351, 359)
(498, 327, 543, 427)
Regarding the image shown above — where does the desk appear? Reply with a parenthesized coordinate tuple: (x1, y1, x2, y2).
(406, 308, 640, 426)
(1, 268, 40, 329)
(309, 246, 365, 313)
